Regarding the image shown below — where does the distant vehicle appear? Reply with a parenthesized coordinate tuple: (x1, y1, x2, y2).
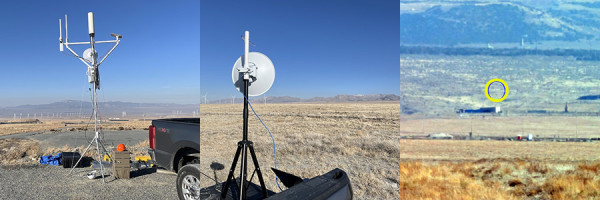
(147, 118, 199, 200)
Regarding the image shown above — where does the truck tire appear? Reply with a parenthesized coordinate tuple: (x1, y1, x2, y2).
(177, 164, 200, 200)
(174, 149, 200, 172)
(177, 154, 199, 172)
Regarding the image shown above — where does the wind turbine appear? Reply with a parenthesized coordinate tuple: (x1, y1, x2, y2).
(203, 93, 208, 104)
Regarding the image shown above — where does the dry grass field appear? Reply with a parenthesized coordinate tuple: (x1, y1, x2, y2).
(401, 116, 600, 199)
(199, 102, 400, 199)
(0, 118, 152, 136)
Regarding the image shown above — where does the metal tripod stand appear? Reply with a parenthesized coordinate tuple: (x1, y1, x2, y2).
(221, 78, 268, 200)
(69, 80, 112, 183)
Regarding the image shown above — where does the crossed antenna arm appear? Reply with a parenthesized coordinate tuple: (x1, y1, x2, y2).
(63, 36, 121, 67)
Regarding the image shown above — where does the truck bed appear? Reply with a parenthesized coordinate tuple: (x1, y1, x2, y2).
(153, 118, 199, 124)
(151, 118, 199, 171)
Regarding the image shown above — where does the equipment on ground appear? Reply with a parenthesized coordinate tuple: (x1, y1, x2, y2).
(117, 144, 126, 152)
(39, 153, 62, 166)
(112, 150, 131, 179)
(59, 12, 122, 183)
(62, 152, 82, 168)
(87, 170, 99, 179)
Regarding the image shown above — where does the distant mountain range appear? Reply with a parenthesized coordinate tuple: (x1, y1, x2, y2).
(208, 94, 400, 104)
(0, 94, 399, 118)
(0, 100, 199, 118)
(401, 1, 600, 48)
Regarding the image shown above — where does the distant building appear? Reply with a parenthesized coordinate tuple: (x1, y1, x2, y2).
(480, 107, 501, 113)
(457, 107, 501, 114)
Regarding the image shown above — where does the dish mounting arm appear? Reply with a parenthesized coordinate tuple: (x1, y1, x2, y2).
(59, 14, 122, 68)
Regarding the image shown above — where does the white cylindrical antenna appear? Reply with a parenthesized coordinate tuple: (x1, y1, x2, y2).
(65, 14, 68, 42)
(59, 19, 63, 51)
(244, 31, 249, 68)
(88, 12, 95, 36)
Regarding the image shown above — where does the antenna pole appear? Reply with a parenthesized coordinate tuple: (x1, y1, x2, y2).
(222, 31, 268, 200)
(243, 31, 249, 141)
(59, 19, 63, 51)
(65, 14, 68, 43)
(244, 31, 249, 68)
(238, 30, 251, 200)
(61, 12, 121, 184)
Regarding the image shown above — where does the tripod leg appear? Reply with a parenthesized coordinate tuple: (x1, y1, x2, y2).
(98, 139, 112, 161)
(221, 143, 243, 199)
(240, 142, 248, 200)
(248, 144, 268, 198)
(95, 135, 106, 183)
(69, 134, 96, 174)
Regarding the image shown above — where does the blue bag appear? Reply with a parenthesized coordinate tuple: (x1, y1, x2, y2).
(39, 153, 63, 166)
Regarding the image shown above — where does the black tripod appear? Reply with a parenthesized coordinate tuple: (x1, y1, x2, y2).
(221, 77, 268, 200)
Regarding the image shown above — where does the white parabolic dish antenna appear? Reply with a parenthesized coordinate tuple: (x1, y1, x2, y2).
(83, 48, 97, 64)
(232, 52, 275, 96)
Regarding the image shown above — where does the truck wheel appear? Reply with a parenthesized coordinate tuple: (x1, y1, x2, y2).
(177, 156, 199, 172)
(177, 164, 200, 200)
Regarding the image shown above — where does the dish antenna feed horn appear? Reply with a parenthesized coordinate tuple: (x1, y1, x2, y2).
(222, 31, 275, 200)
(58, 12, 122, 183)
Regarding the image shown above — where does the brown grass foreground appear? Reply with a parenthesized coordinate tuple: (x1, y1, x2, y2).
(401, 159, 600, 199)
(200, 102, 400, 199)
(401, 140, 600, 199)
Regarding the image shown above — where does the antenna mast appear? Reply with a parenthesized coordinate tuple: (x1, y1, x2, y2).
(59, 12, 122, 183)
(221, 31, 275, 200)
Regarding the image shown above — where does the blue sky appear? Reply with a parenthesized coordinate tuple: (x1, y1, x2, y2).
(0, 1, 200, 107)
(200, 1, 400, 101)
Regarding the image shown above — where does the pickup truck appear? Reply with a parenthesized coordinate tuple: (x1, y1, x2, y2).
(148, 118, 199, 172)
(147, 118, 200, 200)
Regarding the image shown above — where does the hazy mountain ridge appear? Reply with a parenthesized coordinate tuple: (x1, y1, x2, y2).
(0, 94, 399, 118)
(0, 100, 199, 118)
(400, 1, 600, 47)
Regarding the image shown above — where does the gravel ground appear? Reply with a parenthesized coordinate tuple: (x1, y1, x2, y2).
(0, 130, 178, 199)
(0, 164, 178, 199)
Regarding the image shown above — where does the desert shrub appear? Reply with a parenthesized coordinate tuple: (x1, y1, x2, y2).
(527, 162, 549, 174)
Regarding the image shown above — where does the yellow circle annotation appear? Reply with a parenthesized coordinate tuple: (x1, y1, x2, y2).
(485, 78, 509, 102)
